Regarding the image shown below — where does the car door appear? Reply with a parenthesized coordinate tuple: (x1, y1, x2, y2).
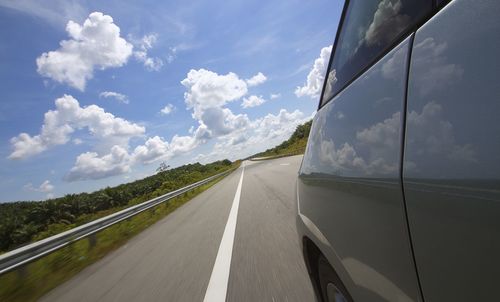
(298, 0, 432, 301)
(403, 0, 500, 301)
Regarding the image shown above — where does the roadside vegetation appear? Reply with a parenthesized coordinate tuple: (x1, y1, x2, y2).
(0, 120, 312, 301)
(250, 120, 312, 159)
(0, 172, 235, 302)
(0, 159, 236, 254)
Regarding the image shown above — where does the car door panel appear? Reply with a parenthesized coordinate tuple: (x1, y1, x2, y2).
(298, 36, 421, 302)
(404, 0, 500, 301)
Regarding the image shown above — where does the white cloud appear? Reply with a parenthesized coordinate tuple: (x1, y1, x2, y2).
(179, 68, 310, 163)
(73, 138, 83, 145)
(200, 107, 251, 137)
(295, 45, 332, 99)
(132, 33, 164, 71)
(36, 12, 133, 91)
(197, 109, 308, 163)
(181, 68, 248, 120)
(24, 180, 55, 198)
(270, 93, 281, 100)
(24, 180, 54, 193)
(65, 145, 131, 181)
(22, 67, 311, 182)
(246, 72, 267, 87)
(241, 95, 266, 108)
(8, 95, 145, 160)
(99, 91, 129, 104)
(160, 104, 175, 115)
(65, 130, 204, 181)
(132, 136, 170, 165)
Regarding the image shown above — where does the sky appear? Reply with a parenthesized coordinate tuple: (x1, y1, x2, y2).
(0, 0, 342, 202)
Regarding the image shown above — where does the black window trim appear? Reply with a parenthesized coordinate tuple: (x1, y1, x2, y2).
(317, 0, 349, 110)
(318, 0, 447, 110)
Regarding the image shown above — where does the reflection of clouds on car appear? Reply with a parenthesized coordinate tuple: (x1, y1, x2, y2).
(308, 101, 475, 177)
(411, 38, 464, 96)
(381, 46, 407, 80)
(406, 102, 477, 170)
(323, 69, 337, 101)
(364, 0, 410, 47)
(316, 112, 400, 176)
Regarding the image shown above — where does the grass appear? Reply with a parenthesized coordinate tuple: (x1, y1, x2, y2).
(0, 170, 235, 302)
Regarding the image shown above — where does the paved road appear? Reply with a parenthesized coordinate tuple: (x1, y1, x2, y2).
(40, 155, 315, 302)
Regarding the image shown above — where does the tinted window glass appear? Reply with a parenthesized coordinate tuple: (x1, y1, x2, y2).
(321, 0, 432, 106)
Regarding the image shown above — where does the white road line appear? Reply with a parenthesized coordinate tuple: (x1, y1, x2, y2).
(203, 166, 245, 302)
(280, 163, 290, 166)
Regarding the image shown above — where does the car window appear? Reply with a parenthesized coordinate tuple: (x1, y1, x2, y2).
(321, 0, 432, 107)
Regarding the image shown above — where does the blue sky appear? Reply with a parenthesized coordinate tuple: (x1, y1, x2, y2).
(0, 0, 341, 202)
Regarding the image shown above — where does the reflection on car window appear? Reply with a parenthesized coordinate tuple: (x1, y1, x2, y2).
(321, 0, 431, 106)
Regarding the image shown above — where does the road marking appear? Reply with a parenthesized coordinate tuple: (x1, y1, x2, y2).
(203, 166, 245, 302)
(280, 163, 290, 166)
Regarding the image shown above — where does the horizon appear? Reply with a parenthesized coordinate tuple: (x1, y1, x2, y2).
(0, 0, 341, 202)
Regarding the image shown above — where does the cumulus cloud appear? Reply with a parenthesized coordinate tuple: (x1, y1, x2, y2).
(99, 91, 129, 104)
(65, 129, 204, 181)
(8, 95, 144, 160)
(181, 68, 248, 120)
(36, 12, 133, 91)
(179, 68, 309, 163)
(295, 45, 332, 99)
(246, 72, 267, 87)
(241, 95, 266, 108)
(15, 67, 310, 182)
(24, 180, 55, 198)
(160, 104, 175, 115)
(24, 180, 54, 193)
(132, 33, 164, 71)
(65, 145, 131, 181)
(200, 107, 251, 137)
(132, 136, 170, 165)
(196, 109, 308, 163)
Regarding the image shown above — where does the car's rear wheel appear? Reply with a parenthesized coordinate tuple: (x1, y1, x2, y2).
(317, 255, 351, 302)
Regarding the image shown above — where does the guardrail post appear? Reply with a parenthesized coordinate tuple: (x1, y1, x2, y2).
(17, 264, 28, 280)
(88, 233, 97, 250)
(0, 168, 235, 276)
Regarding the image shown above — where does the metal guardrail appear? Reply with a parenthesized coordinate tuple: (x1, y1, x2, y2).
(250, 148, 305, 161)
(0, 169, 235, 275)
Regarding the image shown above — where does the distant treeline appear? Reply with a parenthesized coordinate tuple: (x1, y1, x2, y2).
(0, 160, 234, 252)
(251, 120, 312, 158)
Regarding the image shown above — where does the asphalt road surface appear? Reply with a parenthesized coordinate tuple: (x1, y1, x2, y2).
(40, 155, 315, 302)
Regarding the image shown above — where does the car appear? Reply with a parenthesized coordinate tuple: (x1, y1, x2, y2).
(296, 0, 500, 301)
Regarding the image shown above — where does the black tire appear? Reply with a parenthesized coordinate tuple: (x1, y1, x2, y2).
(317, 255, 352, 302)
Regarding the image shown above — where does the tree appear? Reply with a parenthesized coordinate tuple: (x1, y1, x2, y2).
(156, 162, 170, 173)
